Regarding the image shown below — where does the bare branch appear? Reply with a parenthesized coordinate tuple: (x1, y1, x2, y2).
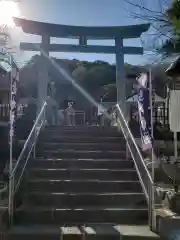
(130, 12, 168, 24)
(122, 0, 177, 60)
(123, 0, 166, 15)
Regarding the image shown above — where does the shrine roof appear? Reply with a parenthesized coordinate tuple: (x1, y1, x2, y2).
(14, 18, 150, 39)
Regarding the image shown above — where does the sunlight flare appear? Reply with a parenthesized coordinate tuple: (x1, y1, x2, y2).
(0, 0, 20, 28)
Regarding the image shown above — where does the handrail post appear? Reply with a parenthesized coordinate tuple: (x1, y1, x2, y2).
(8, 175, 14, 225)
(83, 112, 85, 125)
(8, 53, 14, 225)
(148, 183, 156, 232)
(33, 128, 37, 159)
(149, 183, 156, 232)
(8, 178, 12, 224)
(148, 183, 152, 229)
(8, 102, 47, 225)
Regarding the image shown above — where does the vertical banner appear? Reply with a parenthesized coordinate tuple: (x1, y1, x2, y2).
(9, 56, 19, 175)
(137, 70, 156, 231)
(10, 59, 19, 139)
(137, 72, 152, 151)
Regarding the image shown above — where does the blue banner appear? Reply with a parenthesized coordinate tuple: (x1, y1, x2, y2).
(137, 73, 152, 151)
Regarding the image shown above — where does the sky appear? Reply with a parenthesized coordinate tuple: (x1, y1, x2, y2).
(7, 0, 168, 66)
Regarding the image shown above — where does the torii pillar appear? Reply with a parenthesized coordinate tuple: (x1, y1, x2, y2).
(115, 36, 126, 114)
(37, 34, 50, 114)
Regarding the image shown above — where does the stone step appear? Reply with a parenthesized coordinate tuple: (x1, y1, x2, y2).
(8, 225, 62, 240)
(39, 142, 126, 151)
(156, 208, 180, 239)
(29, 169, 138, 181)
(113, 225, 160, 239)
(8, 224, 160, 240)
(39, 136, 124, 143)
(27, 179, 142, 193)
(14, 206, 148, 225)
(31, 158, 133, 169)
(26, 192, 146, 208)
(36, 150, 126, 159)
(45, 126, 118, 131)
(42, 132, 122, 139)
(42, 127, 121, 137)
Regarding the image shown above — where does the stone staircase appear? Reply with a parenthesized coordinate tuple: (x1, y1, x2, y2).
(9, 126, 161, 239)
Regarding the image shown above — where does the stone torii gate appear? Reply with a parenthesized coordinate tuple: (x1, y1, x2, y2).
(14, 18, 149, 114)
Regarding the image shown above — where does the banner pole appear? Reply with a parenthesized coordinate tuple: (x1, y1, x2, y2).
(8, 53, 13, 224)
(174, 131, 178, 160)
(149, 68, 154, 178)
(149, 67, 156, 231)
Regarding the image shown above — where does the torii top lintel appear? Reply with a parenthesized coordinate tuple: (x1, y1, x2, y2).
(14, 17, 150, 39)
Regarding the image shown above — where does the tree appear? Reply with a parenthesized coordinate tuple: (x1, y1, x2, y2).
(123, 0, 174, 58)
(71, 62, 116, 99)
(72, 64, 88, 82)
(150, 63, 168, 97)
(167, 0, 180, 36)
(124, 1, 171, 41)
(19, 57, 38, 98)
(102, 84, 117, 102)
(158, 0, 180, 57)
(156, 0, 180, 57)
(84, 65, 115, 87)
(20, 54, 168, 103)
(159, 38, 180, 57)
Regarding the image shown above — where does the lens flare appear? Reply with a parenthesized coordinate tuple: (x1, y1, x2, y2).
(0, 1, 20, 27)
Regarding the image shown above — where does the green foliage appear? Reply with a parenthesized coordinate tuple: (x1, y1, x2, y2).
(160, 0, 180, 56)
(160, 38, 180, 56)
(102, 84, 117, 102)
(83, 65, 116, 87)
(167, 0, 180, 22)
(19, 55, 168, 102)
(72, 63, 116, 100)
(167, 0, 180, 36)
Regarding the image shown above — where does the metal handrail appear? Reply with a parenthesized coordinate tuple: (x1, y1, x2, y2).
(8, 101, 47, 224)
(116, 104, 153, 186)
(115, 110, 150, 200)
(10, 102, 47, 180)
(113, 103, 155, 230)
